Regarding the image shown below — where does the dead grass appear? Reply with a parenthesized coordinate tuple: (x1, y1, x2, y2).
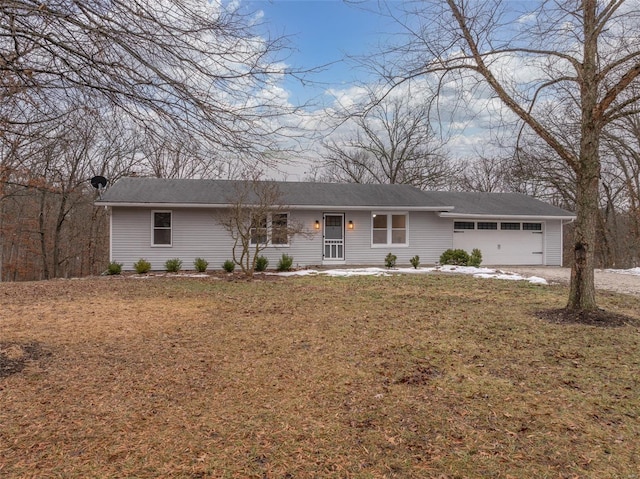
(1, 273, 639, 478)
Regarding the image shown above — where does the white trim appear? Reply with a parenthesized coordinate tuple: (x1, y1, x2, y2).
(250, 212, 291, 247)
(98, 201, 453, 212)
(323, 213, 345, 261)
(151, 210, 173, 247)
(439, 212, 575, 220)
(109, 210, 113, 262)
(559, 220, 564, 267)
(371, 212, 409, 248)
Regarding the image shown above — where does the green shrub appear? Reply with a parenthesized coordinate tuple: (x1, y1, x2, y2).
(133, 258, 151, 274)
(439, 249, 470, 266)
(469, 248, 483, 267)
(193, 257, 209, 273)
(385, 252, 397, 269)
(276, 254, 293, 272)
(222, 260, 235, 273)
(165, 258, 183, 273)
(106, 261, 123, 275)
(255, 255, 269, 272)
(409, 255, 420, 269)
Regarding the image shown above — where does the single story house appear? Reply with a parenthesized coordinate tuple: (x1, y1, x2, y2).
(96, 177, 576, 270)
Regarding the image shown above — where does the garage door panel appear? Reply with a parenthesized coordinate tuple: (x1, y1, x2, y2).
(453, 229, 544, 265)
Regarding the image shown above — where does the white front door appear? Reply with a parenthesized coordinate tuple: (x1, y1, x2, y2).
(323, 214, 344, 261)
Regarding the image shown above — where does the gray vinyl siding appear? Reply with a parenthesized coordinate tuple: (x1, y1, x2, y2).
(111, 207, 224, 271)
(111, 207, 323, 271)
(544, 219, 563, 266)
(254, 210, 322, 268)
(336, 211, 452, 266)
(110, 207, 454, 270)
(110, 207, 567, 269)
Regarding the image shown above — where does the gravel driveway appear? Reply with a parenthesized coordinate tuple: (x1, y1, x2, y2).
(504, 267, 640, 298)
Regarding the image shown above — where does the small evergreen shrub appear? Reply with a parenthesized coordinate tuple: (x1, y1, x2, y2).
(106, 261, 123, 275)
(133, 258, 151, 274)
(255, 255, 269, 272)
(193, 257, 209, 273)
(277, 254, 294, 272)
(222, 260, 235, 273)
(439, 249, 470, 266)
(385, 252, 397, 268)
(410, 255, 420, 269)
(469, 248, 483, 267)
(165, 258, 182, 273)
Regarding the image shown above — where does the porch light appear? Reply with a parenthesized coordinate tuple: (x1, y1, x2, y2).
(314, 220, 320, 230)
(348, 220, 354, 230)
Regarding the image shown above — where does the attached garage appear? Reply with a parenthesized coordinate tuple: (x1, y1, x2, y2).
(452, 220, 545, 265)
(427, 191, 576, 266)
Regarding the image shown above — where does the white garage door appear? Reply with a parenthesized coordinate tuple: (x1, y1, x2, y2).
(452, 221, 544, 265)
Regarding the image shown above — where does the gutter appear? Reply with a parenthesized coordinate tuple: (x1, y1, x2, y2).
(437, 212, 577, 220)
(95, 202, 455, 212)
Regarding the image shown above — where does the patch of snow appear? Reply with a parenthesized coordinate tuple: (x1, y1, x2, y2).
(603, 267, 640, 276)
(436, 265, 497, 275)
(272, 269, 319, 277)
(270, 265, 548, 285)
(324, 268, 390, 277)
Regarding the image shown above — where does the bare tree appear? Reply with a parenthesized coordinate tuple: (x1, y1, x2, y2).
(600, 114, 640, 266)
(0, 97, 143, 280)
(457, 156, 510, 193)
(0, 0, 299, 280)
(377, 0, 640, 311)
(216, 180, 310, 277)
(321, 94, 455, 189)
(0, 0, 292, 160)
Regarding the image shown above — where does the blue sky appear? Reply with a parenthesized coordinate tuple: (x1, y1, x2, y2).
(249, 0, 402, 106)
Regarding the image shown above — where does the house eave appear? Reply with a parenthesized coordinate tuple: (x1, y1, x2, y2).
(96, 201, 452, 211)
(437, 212, 577, 220)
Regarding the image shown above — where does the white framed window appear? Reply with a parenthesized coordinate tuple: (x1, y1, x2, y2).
(371, 212, 408, 246)
(523, 222, 543, 231)
(152, 211, 172, 247)
(250, 212, 289, 246)
(477, 221, 498, 230)
(501, 222, 521, 230)
(454, 221, 475, 230)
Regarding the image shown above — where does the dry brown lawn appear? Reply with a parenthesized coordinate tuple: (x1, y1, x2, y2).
(1, 273, 639, 478)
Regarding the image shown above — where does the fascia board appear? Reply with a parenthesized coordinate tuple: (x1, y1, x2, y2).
(438, 212, 577, 220)
(97, 202, 453, 211)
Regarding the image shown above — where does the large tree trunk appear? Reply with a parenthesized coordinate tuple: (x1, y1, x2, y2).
(567, 0, 600, 312)
(568, 165, 599, 310)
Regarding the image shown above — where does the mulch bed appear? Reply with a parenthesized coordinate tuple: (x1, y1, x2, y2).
(536, 307, 640, 327)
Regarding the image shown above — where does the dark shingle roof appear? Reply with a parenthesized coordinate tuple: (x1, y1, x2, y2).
(97, 177, 452, 209)
(429, 191, 574, 217)
(96, 177, 575, 218)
